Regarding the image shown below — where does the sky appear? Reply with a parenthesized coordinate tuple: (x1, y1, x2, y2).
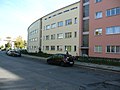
(0, 0, 79, 40)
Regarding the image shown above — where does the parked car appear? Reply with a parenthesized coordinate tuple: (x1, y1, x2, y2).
(6, 50, 21, 57)
(47, 53, 74, 66)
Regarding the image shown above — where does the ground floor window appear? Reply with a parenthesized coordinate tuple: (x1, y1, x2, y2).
(51, 46, 55, 51)
(94, 45, 102, 52)
(57, 45, 62, 51)
(46, 46, 49, 50)
(65, 46, 71, 52)
(107, 45, 120, 53)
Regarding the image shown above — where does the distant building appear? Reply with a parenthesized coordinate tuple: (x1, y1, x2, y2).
(27, 19, 42, 53)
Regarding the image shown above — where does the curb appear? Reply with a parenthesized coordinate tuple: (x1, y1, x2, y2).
(22, 54, 120, 72)
(74, 61, 120, 72)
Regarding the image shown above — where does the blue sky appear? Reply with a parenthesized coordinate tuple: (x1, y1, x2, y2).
(0, 0, 79, 40)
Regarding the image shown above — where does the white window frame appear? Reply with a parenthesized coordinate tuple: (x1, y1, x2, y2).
(51, 23, 56, 29)
(57, 33, 64, 39)
(106, 26, 120, 35)
(94, 45, 102, 52)
(95, 11, 102, 19)
(94, 28, 102, 35)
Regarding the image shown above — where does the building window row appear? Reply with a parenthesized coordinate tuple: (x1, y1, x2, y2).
(107, 45, 120, 53)
(94, 26, 120, 36)
(95, 7, 120, 19)
(106, 26, 120, 35)
(44, 7, 78, 20)
(29, 37, 38, 42)
(29, 29, 38, 35)
(106, 7, 120, 17)
(94, 45, 120, 54)
(43, 32, 77, 40)
(44, 45, 77, 52)
(44, 18, 77, 30)
(29, 46, 38, 50)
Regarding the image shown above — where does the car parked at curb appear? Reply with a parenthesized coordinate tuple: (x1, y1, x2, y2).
(47, 53, 74, 66)
(6, 50, 21, 57)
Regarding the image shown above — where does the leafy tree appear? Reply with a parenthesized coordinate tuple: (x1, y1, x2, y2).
(5, 42, 11, 49)
(0, 45, 4, 49)
(14, 36, 25, 49)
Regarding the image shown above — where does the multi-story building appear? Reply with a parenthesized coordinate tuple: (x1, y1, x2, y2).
(89, 0, 120, 58)
(41, 1, 80, 56)
(27, 0, 120, 58)
(27, 19, 42, 53)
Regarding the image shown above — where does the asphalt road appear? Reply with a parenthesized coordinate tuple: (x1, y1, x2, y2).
(0, 51, 120, 90)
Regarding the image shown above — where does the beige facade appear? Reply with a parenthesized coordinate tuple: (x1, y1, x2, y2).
(27, 19, 42, 53)
(41, 2, 80, 56)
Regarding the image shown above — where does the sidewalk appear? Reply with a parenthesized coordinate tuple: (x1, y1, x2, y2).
(22, 54, 120, 72)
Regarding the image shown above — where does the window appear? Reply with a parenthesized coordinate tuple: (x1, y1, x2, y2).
(51, 23, 56, 29)
(83, 0, 89, 3)
(106, 26, 120, 34)
(95, 0, 102, 3)
(70, 7, 77, 10)
(74, 46, 77, 52)
(57, 33, 63, 39)
(65, 32, 72, 38)
(74, 17, 77, 24)
(58, 21, 63, 27)
(51, 34, 55, 40)
(65, 46, 71, 52)
(116, 46, 120, 53)
(64, 10, 69, 13)
(34, 38, 38, 41)
(83, 19, 89, 32)
(74, 32, 77, 38)
(82, 35, 89, 47)
(95, 28, 102, 35)
(46, 25, 50, 30)
(94, 45, 102, 52)
(57, 45, 62, 51)
(95, 11, 102, 19)
(51, 46, 55, 51)
(65, 19, 72, 26)
(106, 7, 120, 16)
(106, 45, 120, 53)
(46, 35, 49, 40)
(46, 46, 49, 50)
(83, 5, 89, 17)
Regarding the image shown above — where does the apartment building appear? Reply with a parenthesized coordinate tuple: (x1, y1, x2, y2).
(27, 19, 42, 53)
(89, 0, 120, 58)
(27, 0, 120, 58)
(41, 1, 80, 56)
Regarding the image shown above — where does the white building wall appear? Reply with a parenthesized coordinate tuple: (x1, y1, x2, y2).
(27, 19, 42, 53)
(42, 2, 80, 56)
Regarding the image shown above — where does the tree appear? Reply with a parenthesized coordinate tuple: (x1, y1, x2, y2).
(14, 36, 25, 49)
(5, 42, 11, 49)
(0, 45, 4, 49)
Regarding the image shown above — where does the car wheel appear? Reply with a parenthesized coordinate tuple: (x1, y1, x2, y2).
(47, 60, 51, 64)
(69, 64, 74, 67)
(60, 61, 65, 66)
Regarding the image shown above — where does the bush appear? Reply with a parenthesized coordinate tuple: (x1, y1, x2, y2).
(21, 50, 52, 58)
(77, 56, 120, 66)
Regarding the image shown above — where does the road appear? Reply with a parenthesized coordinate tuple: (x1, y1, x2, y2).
(0, 51, 120, 90)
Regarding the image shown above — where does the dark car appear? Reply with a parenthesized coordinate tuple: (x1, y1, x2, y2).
(6, 50, 21, 57)
(47, 53, 74, 66)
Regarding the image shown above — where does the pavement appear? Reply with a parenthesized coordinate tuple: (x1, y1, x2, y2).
(22, 54, 120, 72)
